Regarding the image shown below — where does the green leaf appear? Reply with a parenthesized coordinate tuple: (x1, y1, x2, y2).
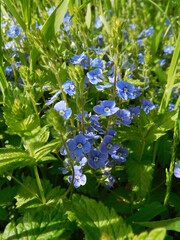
(72, 194, 133, 240)
(145, 110, 178, 142)
(15, 177, 65, 212)
(34, 139, 62, 161)
(100, 1, 111, 34)
(3, 85, 40, 136)
(85, 3, 91, 29)
(133, 228, 166, 240)
(159, 32, 180, 112)
(3, 0, 26, 31)
(3, 204, 73, 239)
(0, 148, 34, 175)
(30, 0, 69, 68)
(0, 66, 7, 100)
(135, 217, 180, 233)
(126, 159, 154, 198)
(20, 0, 32, 29)
(151, 1, 170, 58)
(127, 202, 167, 232)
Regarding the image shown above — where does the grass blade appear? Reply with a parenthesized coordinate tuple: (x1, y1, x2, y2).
(30, 0, 69, 69)
(159, 32, 180, 113)
(151, 0, 170, 58)
(3, 0, 26, 31)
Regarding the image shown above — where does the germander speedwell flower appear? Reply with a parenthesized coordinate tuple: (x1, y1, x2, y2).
(54, 100, 72, 120)
(93, 100, 119, 116)
(116, 81, 135, 100)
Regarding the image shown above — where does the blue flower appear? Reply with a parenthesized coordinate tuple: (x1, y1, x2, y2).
(93, 100, 119, 116)
(145, 26, 154, 37)
(67, 134, 91, 158)
(116, 109, 132, 125)
(107, 128, 116, 136)
(133, 86, 141, 98)
(164, 45, 174, 55)
(94, 34, 103, 45)
(5, 66, 13, 80)
(158, 59, 166, 67)
(48, 6, 55, 16)
(95, 16, 102, 29)
(111, 147, 129, 164)
(137, 39, 144, 47)
(88, 149, 108, 169)
(138, 53, 144, 65)
(116, 81, 135, 100)
(129, 105, 140, 117)
(70, 52, 86, 64)
(63, 12, 71, 31)
(95, 84, 113, 91)
(62, 80, 76, 96)
(54, 100, 72, 120)
(68, 165, 87, 188)
(87, 68, 102, 84)
(7, 24, 20, 38)
(45, 90, 61, 106)
(174, 162, 180, 178)
(142, 99, 155, 114)
(168, 103, 175, 112)
(99, 135, 120, 155)
(104, 174, 115, 188)
(91, 58, 104, 69)
(4, 41, 16, 50)
(128, 24, 135, 30)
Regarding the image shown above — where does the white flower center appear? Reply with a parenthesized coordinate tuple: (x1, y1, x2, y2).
(60, 110, 65, 116)
(77, 143, 82, 149)
(70, 84, 75, 90)
(104, 107, 110, 113)
(107, 143, 112, 149)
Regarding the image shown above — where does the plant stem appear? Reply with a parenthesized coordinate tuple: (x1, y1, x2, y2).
(60, 133, 75, 198)
(28, 143, 46, 204)
(34, 165, 46, 204)
(164, 111, 179, 206)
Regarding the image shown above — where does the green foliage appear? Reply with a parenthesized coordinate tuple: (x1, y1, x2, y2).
(135, 217, 180, 233)
(133, 228, 166, 240)
(2, 203, 74, 240)
(3, 85, 39, 136)
(72, 194, 134, 240)
(30, 0, 70, 68)
(126, 158, 154, 198)
(15, 177, 65, 212)
(0, 148, 34, 175)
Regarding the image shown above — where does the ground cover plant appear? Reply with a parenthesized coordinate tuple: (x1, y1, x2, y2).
(0, 0, 180, 239)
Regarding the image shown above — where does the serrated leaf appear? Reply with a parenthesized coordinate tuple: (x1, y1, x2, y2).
(0, 148, 35, 175)
(145, 110, 178, 142)
(72, 194, 133, 240)
(135, 217, 180, 233)
(3, 204, 73, 240)
(15, 177, 65, 212)
(126, 159, 154, 198)
(34, 139, 61, 161)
